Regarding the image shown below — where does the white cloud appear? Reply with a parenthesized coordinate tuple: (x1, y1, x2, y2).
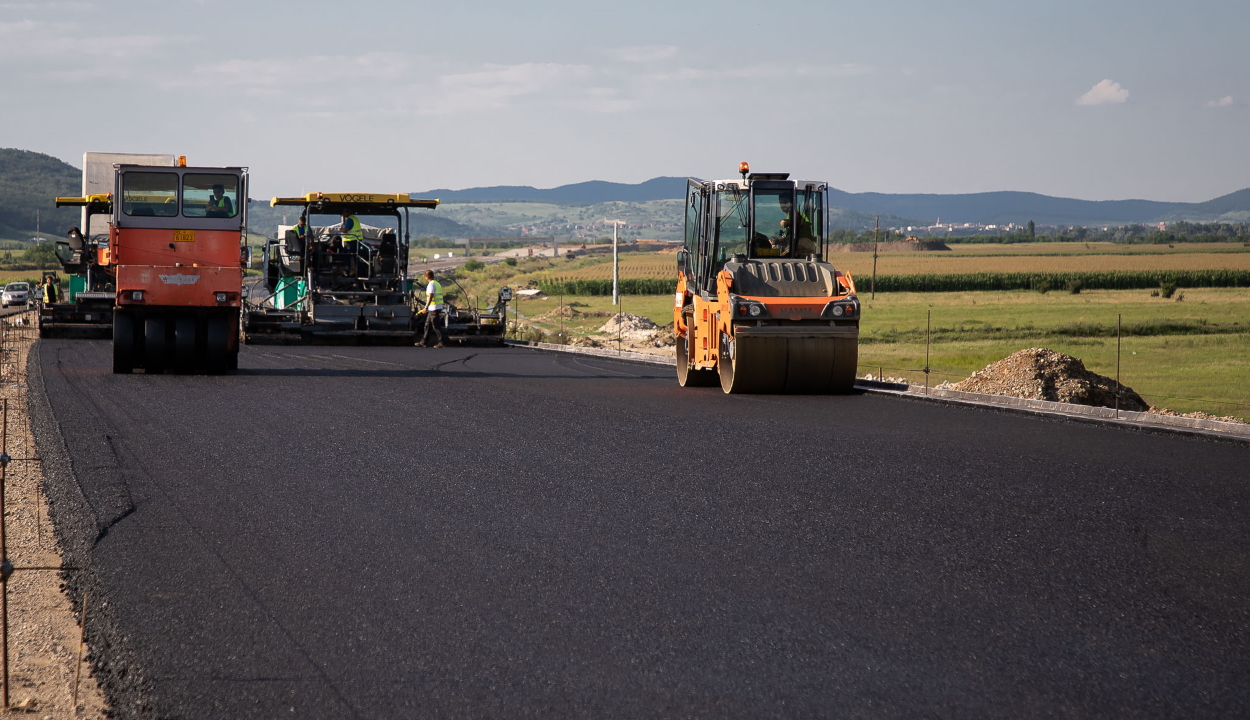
(725, 63, 872, 80)
(422, 62, 595, 115)
(604, 45, 678, 63)
(170, 52, 413, 91)
(1076, 79, 1129, 106)
(1206, 95, 1234, 108)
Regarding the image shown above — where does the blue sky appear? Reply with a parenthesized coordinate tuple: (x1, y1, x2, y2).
(1, 0, 1246, 202)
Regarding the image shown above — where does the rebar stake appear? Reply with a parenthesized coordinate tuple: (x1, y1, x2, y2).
(73, 592, 90, 712)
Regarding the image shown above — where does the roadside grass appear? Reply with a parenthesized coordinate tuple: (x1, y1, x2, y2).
(858, 334, 1250, 420)
(532, 248, 1250, 282)
(860, 288, 1250, 341)
(499, 287, 1250, 420)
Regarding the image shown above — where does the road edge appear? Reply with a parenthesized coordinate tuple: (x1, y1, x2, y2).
(27, 341, 156, 719)
(504, 339, 1250, 446)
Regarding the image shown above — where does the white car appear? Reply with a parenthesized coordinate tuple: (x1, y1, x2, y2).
(1, 282, 30, 308)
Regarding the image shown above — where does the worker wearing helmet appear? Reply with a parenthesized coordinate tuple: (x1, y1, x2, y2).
(419, 269, 445, 348)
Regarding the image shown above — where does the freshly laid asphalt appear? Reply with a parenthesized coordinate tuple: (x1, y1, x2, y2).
(30, 340, 1249, 719)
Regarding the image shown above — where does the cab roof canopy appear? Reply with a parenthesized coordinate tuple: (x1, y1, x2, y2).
(270, 192, 440, 214)
(54, 194, 113, 208)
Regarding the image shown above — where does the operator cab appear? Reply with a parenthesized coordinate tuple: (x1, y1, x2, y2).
(681, 171, 829, 295)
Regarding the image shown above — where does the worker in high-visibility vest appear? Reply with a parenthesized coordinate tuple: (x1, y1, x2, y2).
(206, 184, 234, 218)
(419, 269, 445, 347)
(339, 211, 363, 251)
(42, 277, 60, 304)
(337, 211, 364, 275)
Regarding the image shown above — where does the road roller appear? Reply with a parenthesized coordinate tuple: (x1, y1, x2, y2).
(674, 163, 860, 393)
(62, 156, 249, 373)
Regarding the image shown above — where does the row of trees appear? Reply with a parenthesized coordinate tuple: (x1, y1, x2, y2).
(933, 222, 1250, 245)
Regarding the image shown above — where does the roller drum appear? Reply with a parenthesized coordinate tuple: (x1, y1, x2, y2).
(719, 332, 858, 395)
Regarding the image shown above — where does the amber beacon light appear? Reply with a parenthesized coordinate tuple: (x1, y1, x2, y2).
(739, 161, 750, 179)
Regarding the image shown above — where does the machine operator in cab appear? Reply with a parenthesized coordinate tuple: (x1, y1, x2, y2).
(206, 184, 234, 218)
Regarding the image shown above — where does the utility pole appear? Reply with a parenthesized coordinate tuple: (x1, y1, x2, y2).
(611, 221, 622, 305)
(872, 215, 879, 300)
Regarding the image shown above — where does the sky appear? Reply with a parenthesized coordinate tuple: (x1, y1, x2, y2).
(1, 0, 1247, 203)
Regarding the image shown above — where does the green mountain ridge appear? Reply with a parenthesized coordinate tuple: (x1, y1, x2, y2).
(2, 148, 1247, 241)
(0, 148, 82, 238)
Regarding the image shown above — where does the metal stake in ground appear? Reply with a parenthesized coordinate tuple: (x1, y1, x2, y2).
(0, 397, 8, 710)
(872, 216, 879, 300)
(1116, 313, 1122, 419)
(924, 310, 931, 394)
(73, 592, 90, 711)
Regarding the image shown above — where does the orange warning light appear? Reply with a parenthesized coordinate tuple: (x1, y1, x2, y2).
(739, 161, 750, 175)
(178, 156, 187, 167)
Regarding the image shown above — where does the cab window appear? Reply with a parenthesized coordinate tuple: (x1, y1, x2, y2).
(794, 188, 823, 258)
(121, 172, 179, 217)
(183, 174, 239, 218)
(714, 187, 749, 271)
(751, 190, 793, 258)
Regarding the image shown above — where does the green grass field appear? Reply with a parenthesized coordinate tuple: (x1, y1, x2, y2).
(534, 245, 1250, 282)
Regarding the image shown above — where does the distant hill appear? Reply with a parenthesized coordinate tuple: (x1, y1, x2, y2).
(1159, 188, 1250, 223)
(415, 177, 688, 204)
(419, 177, 1250, 227)
(829, 190, 1188, 227)
(244, 202, 493, 239)
(0, 148, 81, 238)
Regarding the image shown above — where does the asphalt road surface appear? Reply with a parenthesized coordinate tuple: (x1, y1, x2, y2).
(31, 341, 1249, 719)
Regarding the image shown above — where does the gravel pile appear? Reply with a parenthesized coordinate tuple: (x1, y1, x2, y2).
(598, 313, 659, 339)
(1146, 407, 1247, 425)
(950, 347, 1149, 412)
(535, 305, 613, 321)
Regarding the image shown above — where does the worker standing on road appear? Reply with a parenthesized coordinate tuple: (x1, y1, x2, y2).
(419, 269, 445, 348)
(42, 277, 60, 304)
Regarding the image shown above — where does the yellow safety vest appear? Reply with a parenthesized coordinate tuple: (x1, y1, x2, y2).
(342, 215, 363, 244)
(428, 280, 443, 308)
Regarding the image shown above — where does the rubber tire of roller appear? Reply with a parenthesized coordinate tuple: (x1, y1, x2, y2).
(112, 312, 135, 374)
(676, 333, 717, 387)
(144, 316, 166, 374)
(206, 315, 229, 374)
(174, 316, 196, 374)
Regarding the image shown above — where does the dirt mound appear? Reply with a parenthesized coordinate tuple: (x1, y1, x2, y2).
(598, 313, 659, 337)
(536, 305, 613, 321)
(950, 347, 1149, 411)
(567, 335, 602, 348)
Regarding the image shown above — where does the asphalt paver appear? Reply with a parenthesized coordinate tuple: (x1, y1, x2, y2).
(30, 340, 1250, 718)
